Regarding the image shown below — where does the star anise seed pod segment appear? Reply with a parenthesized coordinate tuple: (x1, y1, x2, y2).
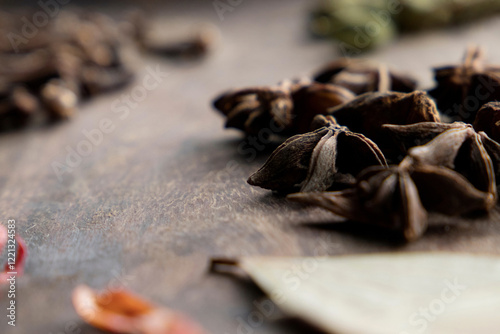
(385, 121, 500, 190)
(247, 115, 387, 193)
(382, 122, 468, 155)
(290, 83, 355, 134)
(313, 58, 417, 95)
(473, 101, 500, 143)
(213, 85, 293, 135)
(410, 163, 495, 215)
(408, 126, 497, 201)
(327, 91, 441, 156)
(288, 159, 428, 241)
(429, 46, 500, 122)
(213, 81, 354, 136)
(288, 156, 495, 242)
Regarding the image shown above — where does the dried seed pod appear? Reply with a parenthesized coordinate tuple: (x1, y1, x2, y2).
(290, 83, 355, 133)
(478, 131, 500, 182)
(429, 47, 500, 122)
(213, 84, 293, 136)
(313, 58, 417, 94)
(473, 101, 500, 142)
(247, 115, 387, 193)
(384, 122, 500, 194)
(289, 160, 428, 241)
(327, 91, 440, 154)
(213, 80, 354, 136)
(408, 126, 497, 200)
(411, 163, 495, 214)
(383, 121, 468, 154)
(288, 156, 494, 241)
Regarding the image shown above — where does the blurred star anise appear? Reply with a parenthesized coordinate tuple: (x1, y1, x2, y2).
(288, 156, 494, 242)
(313, 58, 417, 95)
(473, 101, 500, 143)
(247, 115, 387, 193)
(213, 80, 355, 136)
(429, 46, 500, 122)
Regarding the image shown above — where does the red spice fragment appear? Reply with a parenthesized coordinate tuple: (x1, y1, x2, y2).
(72, 284, 207, 334)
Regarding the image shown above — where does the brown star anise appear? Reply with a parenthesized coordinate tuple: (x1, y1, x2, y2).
(327, 91, 441, 156)
(407, 125, 497, 200)
(429, 46, 500, 122)
(288, 156, 494, 241)
(313, 58, 417, 95)
(247, 115, 387, 193)
(213, 80, 355, 136)
(384, 122, 500, 192)
(473, 102, 500, 143)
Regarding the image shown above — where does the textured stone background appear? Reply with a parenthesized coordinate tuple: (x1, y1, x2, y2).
(2, 1, 500, 333)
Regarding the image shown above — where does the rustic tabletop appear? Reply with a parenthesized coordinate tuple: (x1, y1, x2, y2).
(3, 1, 500, 333)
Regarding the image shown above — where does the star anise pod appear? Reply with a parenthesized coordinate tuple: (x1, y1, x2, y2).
(212, 82, 294, 136)
(313, 58, 417, 95)
(407, 125, 497, 200)
(247, 115, 387, 193)
(384, 121, 500, 190)
(288, 156, 494, 241)
(429, 46, 500, 122)
(327, 91, 441, 156)
(473, 101, 500, 143)
(213, 80, 355, 136)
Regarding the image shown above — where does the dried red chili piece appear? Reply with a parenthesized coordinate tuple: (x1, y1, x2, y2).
(0, 224, 27, 284)
(72, 285, 207, 334)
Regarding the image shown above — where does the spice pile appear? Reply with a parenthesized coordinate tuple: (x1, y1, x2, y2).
(0, 9, 215, 131)
(212, 46, 500, 241)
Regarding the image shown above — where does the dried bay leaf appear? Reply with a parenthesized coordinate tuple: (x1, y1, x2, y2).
(211, 253, 500, 334)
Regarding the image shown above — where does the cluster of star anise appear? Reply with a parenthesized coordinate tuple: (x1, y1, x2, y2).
(212, 47, 500, 241)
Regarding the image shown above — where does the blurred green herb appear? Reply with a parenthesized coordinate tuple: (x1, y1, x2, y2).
(310, 0, 500, 53)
